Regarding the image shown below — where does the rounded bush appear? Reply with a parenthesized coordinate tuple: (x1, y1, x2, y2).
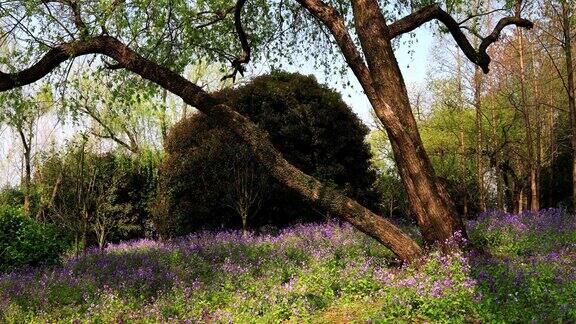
(154, 72, 378, 237)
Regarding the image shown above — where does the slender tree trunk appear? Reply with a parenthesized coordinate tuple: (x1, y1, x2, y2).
(18, 129, 31, 216)
(98, 230, 104, 251)
(82, 211, 88, 254)
(491, 95, 505, 211)
(74, 233, 79, 259)
(517, 188, 524, 214)
(532, 46, 543, 211)
(457, 51, 469, 218)
(497, 169, 505, 211)
(517, 28, 539, 211)
(241, 210, 248, 235)
(35, 174, 62, 221)
(503, 169, 514, 213)
(548, 104, 556, 207)
(160, 89, 169, 140)
(97, 224, 106, 251)
(562, 2, 576, 209)
(474, 66, 486, 212)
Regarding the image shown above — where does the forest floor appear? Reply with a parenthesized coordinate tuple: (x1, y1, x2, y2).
(1, 208, 575, 323)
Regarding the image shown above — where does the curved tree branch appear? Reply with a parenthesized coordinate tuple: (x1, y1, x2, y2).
(388, 4, 533, 73)
(222, 0, 251, 81)
(0, 36, 423, 261)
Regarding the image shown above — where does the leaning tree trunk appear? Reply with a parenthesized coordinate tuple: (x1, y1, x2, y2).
(349, 0, 466, 246)
(111, 40, 425, 261)
(206, 105, 424, 260)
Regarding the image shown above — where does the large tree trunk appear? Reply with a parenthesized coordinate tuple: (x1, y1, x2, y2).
(562, 2, 576, 210)
(349, 0, 465, 246)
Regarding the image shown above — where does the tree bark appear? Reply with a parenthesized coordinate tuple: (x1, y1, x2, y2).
(295, 0, 529, 245)
(348, 0, 466, 246)
(457, 51, 469, 218)
(241, 211, 248, 235)
(474, 66, 486, 212)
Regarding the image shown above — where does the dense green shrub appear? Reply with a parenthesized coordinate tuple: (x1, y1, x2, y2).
(0, 205, 68, 272)
(154, 71, 378, 237)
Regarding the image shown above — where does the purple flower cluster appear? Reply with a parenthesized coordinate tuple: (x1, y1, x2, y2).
(470, 208, 575, 234)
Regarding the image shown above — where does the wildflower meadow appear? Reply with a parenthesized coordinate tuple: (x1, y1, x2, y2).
(1, 208, 575, 322)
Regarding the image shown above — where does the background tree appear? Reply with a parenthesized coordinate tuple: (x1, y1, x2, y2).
(36, 138, 158, 250)
(0, 85, 54, 216)
(537, 0, 575, 208)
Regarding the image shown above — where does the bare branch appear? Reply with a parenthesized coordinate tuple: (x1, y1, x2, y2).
(458, 7, 508, 25)
(460, 25, 483, 40)
(388, 4, 533, 73)
(222, 0, 251, 81)
(194, 6, 235, 29)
